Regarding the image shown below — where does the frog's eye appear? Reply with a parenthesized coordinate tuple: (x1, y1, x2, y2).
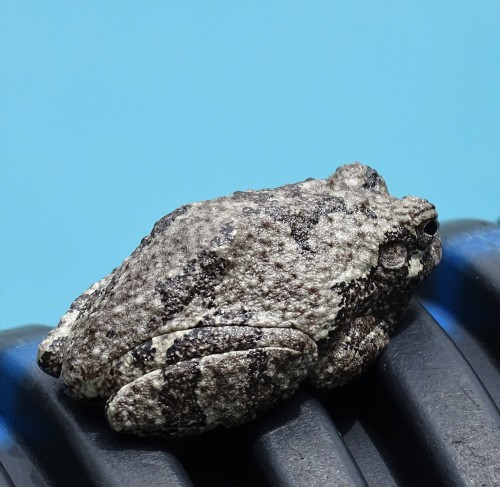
(423, 219, 439, 237)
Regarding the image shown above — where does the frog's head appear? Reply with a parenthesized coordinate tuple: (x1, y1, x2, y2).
(328, 163, 442, 325)
(379, 194, 442, 283)
(370, 193, 442, 329)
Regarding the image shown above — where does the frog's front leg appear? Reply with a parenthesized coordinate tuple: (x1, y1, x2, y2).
(309, 315, 391, 389)
(104, 326, 317, 436)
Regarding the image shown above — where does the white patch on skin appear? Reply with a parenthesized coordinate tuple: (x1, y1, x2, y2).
(408, 251, 425, 278)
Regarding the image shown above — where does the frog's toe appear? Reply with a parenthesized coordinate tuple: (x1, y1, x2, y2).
(105, 347, 313, 437)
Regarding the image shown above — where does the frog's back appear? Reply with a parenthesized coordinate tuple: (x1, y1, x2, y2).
(43, 179, 322, 381)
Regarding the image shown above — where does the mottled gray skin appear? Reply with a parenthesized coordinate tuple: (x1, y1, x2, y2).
(38, 163, 442, 437)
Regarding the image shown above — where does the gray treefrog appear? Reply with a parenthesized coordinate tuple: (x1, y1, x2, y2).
(37, 163, 442, 437)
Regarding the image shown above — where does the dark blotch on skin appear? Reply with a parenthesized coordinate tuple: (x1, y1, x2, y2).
(165, 327, 262, 365)
(211, 222, 235, 247)
(265, 196, 348, 251)
(354, 203, 378, 220)
(131, 338, 157, 368)
(155, 250, 228, 322)
(245, 349, 271, 405)
(363, 167, 382, 190)
(196, 306, 254, 327)
(158, 359, 207, 429)
(330, 256, 415, 329)
(331, 270, 375, 325)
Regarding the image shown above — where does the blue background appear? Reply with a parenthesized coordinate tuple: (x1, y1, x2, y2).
(0, 1, 498, 331)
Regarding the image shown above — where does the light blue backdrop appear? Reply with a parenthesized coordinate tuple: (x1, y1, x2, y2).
(1, 1, 498, 330)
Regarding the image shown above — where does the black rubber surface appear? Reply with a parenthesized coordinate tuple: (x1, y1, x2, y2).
(1, 219, 499, 486)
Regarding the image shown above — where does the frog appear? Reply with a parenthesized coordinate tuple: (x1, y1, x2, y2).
(37, 163, 442, 437)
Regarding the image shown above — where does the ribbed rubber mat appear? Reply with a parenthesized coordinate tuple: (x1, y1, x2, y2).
(1, 219, 499, 487)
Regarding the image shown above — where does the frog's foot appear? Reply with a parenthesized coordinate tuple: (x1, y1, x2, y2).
(310, 315, 390, 389)
(104, 327, 316, 437)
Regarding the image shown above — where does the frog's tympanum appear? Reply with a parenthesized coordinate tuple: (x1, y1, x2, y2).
(38, 163, 442, 437)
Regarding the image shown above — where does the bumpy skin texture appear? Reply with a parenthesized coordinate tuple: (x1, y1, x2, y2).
(37, 163, 442, 437)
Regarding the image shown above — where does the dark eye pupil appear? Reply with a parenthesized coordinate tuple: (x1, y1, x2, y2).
(423, 219, 438, 236)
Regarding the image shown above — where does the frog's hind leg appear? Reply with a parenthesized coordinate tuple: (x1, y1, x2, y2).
(104, 327, 316, 436)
